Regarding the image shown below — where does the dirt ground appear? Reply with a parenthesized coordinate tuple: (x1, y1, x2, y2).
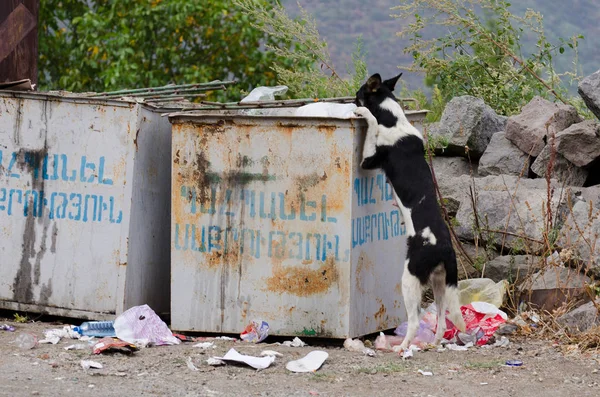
(1, 316, 600, 397)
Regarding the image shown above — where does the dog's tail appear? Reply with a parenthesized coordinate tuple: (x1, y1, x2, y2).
(444, 248, 467, 333)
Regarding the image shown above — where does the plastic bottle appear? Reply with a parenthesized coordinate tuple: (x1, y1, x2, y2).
(74, 321, 116, 337)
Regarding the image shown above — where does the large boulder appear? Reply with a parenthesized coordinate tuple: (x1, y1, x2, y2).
(485, 255, 542, 283)
(578, 69, 600, 120)
(558, 200, 600, 276)
(428, 96, 507, 159)
(557, 301, 600, 333)
(555, 120, 600, 167)
(530, 143, 588, 187)
(452, 175, 572, 253)
(478, 132, 530, 176)
(505, 96, 581, 157)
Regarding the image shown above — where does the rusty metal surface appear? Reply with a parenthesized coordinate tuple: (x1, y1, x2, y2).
(169, 113, 419, 338)
(0, 92, 171, 318)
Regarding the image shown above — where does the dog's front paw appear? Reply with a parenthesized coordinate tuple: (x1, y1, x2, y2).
(354, 106, 371, 118)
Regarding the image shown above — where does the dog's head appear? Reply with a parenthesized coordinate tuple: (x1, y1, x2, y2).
(354, 73, 402, 111)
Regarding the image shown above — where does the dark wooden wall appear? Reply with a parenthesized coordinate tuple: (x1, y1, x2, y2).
(0, 0, 39, 85)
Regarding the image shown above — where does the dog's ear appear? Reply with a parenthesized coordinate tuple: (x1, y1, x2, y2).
(383, 73, 403, 91)
(366, 73, 382, 92)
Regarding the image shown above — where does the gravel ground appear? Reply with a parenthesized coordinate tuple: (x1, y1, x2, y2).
(1, 317, 600, 397)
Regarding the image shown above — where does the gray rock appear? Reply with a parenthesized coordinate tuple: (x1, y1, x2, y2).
(572, 185, 600, 209)
(555, 120, 600, 167)
(437, 174, 471, 218)
(531, 143, 588, 187)
(478, 132, 530, 176)
(530, 266, 590, 290)
(505, 96, 581, 157)
(485, 255, 542, 283)
(431, 156, 476, 178)
(557, 301, 600, 333)
(558, 200, 600, 276)
(429, 96, 507, 159)
(578, 69, 600, 120)
(453, 175, 572, 252)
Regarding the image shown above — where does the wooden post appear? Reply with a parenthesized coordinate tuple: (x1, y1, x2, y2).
(0, 0, 39, 86)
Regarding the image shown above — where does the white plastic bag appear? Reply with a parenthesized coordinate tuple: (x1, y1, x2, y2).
(294, 102, 357, 118)
(240, 85, 288, 103)
(113, 304, 180, 347)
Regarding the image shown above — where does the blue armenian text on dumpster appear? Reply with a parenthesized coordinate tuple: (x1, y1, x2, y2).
(0, 149, 124, 224)
(351, 171, 406, 248)
(173, 171, 406, 262)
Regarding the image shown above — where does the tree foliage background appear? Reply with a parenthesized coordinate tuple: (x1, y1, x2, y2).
(38, 0, 311, 98)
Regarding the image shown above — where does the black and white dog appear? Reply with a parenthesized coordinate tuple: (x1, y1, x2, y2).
(354, 73, 466, 350)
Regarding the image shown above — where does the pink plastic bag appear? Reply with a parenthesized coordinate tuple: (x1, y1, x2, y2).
(444, 302, 507, 346)
(113, 304, 180, 347)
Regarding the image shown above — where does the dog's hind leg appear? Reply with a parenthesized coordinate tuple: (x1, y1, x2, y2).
(431, 264, 447, 345)
(399, 259, 422, 351)
(444, 250, 467, 333)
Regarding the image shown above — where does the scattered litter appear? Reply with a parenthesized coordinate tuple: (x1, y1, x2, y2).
(505, 359, 523, 367)
(79, 336, 94, 342)
(444, 302, 508, 346)
(394, 310, 436, 348)
(206, 357, 226, 366)
(446, 343, 473, 351)
(193, 342, 216, 349)
(186, 357, 199, 371)
(480, 382, 489, 385)
(240, 85, 288, 103)
(64, 344, 89, 351)
(281, 337, 307, 347)
(15, 333, 37, 349)
(418, 369, 433, 376)
(286, 351, 328, 373)
(260, 350, 283, 357)
(80, 360, 103, 370)
(92, 337, 138, 354)
(74, 321, 115, 338)
(343, 338, 376, 357)
(113, 372, 127, 377)
(493, 336, 510, 348)
(402, 348, 414, 360)
(240, 320, 269, 343)
(215, 336, 237, 341)
(374, 332, 405, 351)
(39, 326, 80, 344)
(496, 323, 518, 335)
(1, 324, 15, 332)
(174, 333, 196, 342)
(213, 348, 275, 370)
(113, 304, 180, 347)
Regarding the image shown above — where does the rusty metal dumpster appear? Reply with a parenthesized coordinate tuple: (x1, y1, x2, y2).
(169, 107, 428, 338)
(0, 91, 172, 319)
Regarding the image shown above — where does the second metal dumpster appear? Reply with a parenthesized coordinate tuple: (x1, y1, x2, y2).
(169, 109, 427, 338)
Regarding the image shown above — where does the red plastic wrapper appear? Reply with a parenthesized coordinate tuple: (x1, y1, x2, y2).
(93, 337, 138, 354)
(444, 302, 507, 346)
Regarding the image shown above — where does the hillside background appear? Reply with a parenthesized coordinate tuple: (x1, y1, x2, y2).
(281, 0, 600, 92)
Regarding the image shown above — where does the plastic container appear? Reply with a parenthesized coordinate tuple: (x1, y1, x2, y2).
(74, 321, 116, 337)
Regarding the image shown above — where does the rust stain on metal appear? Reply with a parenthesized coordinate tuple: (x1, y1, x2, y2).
(120, 262, 127, 267)
(373, 298, 387, 326)
(265, 256, 339, 297)
(355, 253, 373, 294)
(395, 282, 402, 295)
